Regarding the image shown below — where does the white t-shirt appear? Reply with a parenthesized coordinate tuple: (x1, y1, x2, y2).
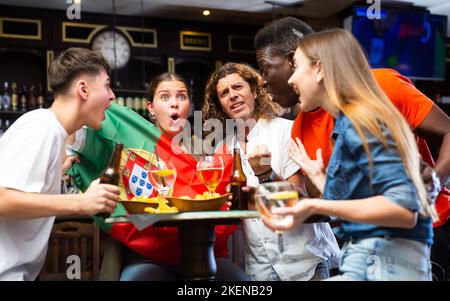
(0, 109, 68, 280)
(246, 118, 300, 181)
(221, 118, 300, 187)
(221, 118, 339, 280)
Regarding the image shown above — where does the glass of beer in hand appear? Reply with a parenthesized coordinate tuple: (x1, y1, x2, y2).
(256, 181, 302, 261)
(196, 155, 224, 195)
(148, 160, 177, 197)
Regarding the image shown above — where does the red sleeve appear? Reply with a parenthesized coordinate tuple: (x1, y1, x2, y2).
(371, 68, 433, 129)
(291, 112, 302, 140)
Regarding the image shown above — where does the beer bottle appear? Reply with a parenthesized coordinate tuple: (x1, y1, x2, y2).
(229, 128, 248, 210)
(37, 84, 45, 109)
(2, 82, 10, 111)
(96, 143, 124, 218)
(19, 84, 28, 112)
(4, 119, 10, 131)
(0, 83, 3, 111)
(11, 82, 19, 111)
(125, 96, 134, 109)
(117, 95, 125, 106)
(141, 97, 147, 119)
(28, 84, 37, 110)
(134, 96, 142, 115)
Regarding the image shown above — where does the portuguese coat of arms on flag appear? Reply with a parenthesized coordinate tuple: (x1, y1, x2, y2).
(122, 151, 157, 200)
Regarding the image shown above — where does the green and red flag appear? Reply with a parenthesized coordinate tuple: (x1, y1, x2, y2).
(69, 103, 235, 265)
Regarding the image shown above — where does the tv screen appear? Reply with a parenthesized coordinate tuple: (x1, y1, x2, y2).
(352, 6, 448, 81)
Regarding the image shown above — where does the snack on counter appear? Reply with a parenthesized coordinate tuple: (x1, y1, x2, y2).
(131, 195, 164, 203)
(192, 191, 221, 200)
(166, 192, 231, 212)
(143, 202, 178, 214)
(122, 192, 228, 213)
(122, 195, 178, 214)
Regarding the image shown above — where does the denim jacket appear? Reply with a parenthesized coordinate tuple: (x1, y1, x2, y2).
(323, 113, 432, 245)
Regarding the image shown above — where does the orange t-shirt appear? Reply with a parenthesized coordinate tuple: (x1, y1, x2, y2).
(291, 68, 434, 167)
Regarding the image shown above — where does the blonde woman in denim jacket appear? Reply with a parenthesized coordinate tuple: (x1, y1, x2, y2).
(263, 28, 438, 281)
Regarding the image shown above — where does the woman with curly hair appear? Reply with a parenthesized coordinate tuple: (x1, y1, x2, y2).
(202, 62, 340, 281)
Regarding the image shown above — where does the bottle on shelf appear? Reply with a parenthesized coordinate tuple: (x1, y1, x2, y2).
(37, 84, 45, 109)
(0, 83, 3, 111)
(3, 82, 11, 111)
(96, 143, 124, 218)
(11, 82, 19, 111)
(19, 84, 28, 112)
(4, 119, 10, 131)
(28, 84, 37, 111)
(125, 96, 134, 110)
(134, 96, 142, 115)
(117, 95, 125, 106)
(229, 127, 249, 210)
(141, 97, 148, 119)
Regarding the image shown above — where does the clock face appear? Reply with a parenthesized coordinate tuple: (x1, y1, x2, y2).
(92, 31, 131, 69)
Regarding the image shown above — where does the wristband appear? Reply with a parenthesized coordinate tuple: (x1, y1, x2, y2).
(257, 168, 274, 183)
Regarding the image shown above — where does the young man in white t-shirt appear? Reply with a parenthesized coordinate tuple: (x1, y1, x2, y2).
(0, 48, 120, 280)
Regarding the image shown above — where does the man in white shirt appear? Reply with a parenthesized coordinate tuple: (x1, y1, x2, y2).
(0, 48, 120, 280)
(204, 62, 339, 281)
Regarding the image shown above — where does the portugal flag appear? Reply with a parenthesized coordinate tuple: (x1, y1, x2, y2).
(69, 103, 235, 265)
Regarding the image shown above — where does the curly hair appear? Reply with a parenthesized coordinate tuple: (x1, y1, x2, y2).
(202, 63, 281, 125)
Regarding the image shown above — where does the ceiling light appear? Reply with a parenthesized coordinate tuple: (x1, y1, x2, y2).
(203, 10, 211, 16)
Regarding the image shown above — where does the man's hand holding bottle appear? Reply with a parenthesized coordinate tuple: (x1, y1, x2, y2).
(78, 178, 120, 216)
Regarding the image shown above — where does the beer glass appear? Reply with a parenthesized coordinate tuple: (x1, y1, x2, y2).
(255, 181, 304, 261)
(196, 155, 224, 195)
(148, 160, 177, 197)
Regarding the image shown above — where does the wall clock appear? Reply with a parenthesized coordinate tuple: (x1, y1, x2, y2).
(92, 30, 131, 69)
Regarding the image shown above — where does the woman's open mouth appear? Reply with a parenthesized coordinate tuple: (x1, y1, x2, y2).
(169, 112, 185, 130)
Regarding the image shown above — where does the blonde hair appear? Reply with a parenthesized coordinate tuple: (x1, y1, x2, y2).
(298, 28, 437, 220)
(203, 62, 281, 125)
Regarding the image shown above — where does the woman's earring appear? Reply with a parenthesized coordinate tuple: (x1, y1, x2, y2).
(149, 112, 156, 123)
